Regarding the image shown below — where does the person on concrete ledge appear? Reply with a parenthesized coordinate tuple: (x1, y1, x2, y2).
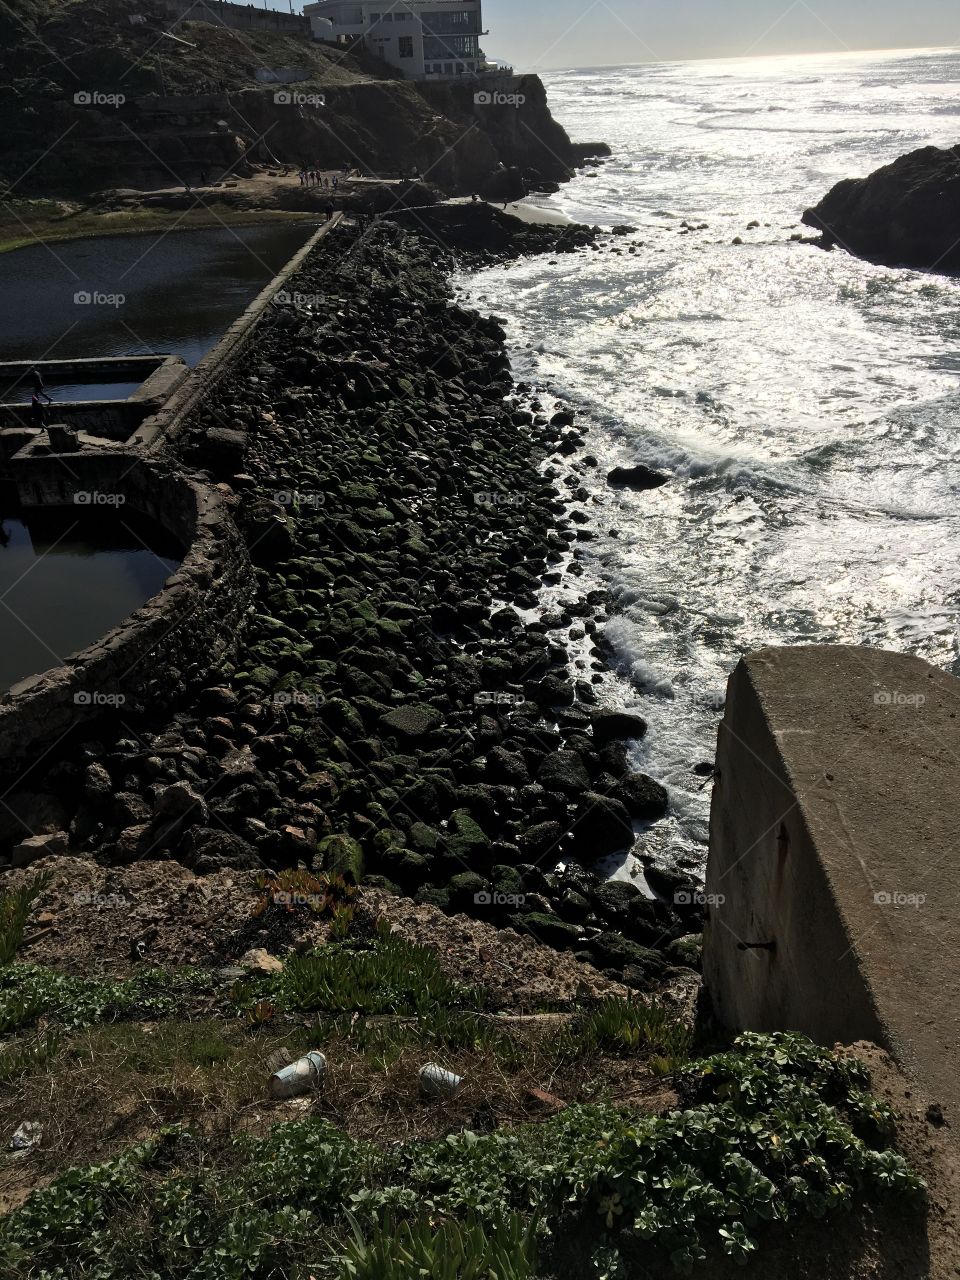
(29, 393, 46, 429)
(29, 367, 52, 404)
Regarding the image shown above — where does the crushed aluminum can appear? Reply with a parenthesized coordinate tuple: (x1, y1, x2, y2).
(419, 1062, 464, 1099)
(10, 1121, 42, 1151)
(268, 1050, 327, 1099)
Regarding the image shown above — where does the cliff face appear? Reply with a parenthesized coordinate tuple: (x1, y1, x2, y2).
(802, 144, 960, 273)
(0, 0, 601, 200)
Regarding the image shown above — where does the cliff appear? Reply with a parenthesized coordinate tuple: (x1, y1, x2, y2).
(0, 0, 604, 199)
(802, 143, 960, 273)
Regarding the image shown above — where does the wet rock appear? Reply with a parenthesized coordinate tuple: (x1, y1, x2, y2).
(607, 465, 669, 490)
(572, 792, 634, 857)
(590, 708, 648, 744)
(613, 773, 668, 820)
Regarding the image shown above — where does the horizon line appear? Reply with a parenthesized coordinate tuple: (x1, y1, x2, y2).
(521, 41, 960, 74)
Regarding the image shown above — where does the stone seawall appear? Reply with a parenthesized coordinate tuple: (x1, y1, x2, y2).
(140, 218, 338, 452)
(703, 644, 960, 1126)
(0, 456, 252, 772)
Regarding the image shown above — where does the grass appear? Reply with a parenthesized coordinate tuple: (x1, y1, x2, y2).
(0, 206, 320, 255)
(0, 1031, 925, 1280)
(231, 921, 481, 1019)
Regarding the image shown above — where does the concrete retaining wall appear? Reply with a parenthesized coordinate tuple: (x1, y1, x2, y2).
(0, 456, 252, 771)
(703, 644, 960, 1125)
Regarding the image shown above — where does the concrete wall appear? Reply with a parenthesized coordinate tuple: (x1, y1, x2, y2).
(0, 456, 252, 773)
(703, 644, 960, 1125)
(0, 357, 188, 442)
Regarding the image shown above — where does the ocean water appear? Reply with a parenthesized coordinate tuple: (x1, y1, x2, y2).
(460, 47, 960, 872)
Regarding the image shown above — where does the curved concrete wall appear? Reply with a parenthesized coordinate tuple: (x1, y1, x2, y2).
(703, 644, 960, 1127)
(0, 455, 252, 769)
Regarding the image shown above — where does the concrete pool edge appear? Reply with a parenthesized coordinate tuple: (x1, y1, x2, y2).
(0, 455, 252, 771)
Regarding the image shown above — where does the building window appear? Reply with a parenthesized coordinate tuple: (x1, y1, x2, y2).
(398, 35, 413, 56)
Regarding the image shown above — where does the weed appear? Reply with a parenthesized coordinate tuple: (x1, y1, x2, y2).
(566, 997, 694, 1073)
(0, 1030, 60, 1084)
(0, 964, 217, 1033)
(0, 873, 50, 967)
(250, 869, 357, 921)
(235, 929, 478, 1017)
(339, 1211, 540, 1279)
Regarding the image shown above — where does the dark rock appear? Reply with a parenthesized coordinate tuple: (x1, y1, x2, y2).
(590, 708, 648, 744)
(518, 820, 563, 859)
(153, 782, 208, 827)
(589, 931, 668, 979)
(802, 144, 960, 271)
(607, 465, 669, 490)
(613, 773, 668, 820)
(536, 750, 590, 796)
(380, 705, 442, 739)
(572, 791, 633, 857)
(514, 912, 584, 948)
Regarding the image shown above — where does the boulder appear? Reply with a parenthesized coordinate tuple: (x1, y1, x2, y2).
(802, 144, 960, 272)
(316, 834, 365, 883)
(11, 830, 67, 867)
(572, 792, 634, 857)
(153, 782, 208, 827)
(536, 750, 590, 796)
(380, 705, 442, 739)
(613, 772, 668, 820)
(590, 708, 648, 744)
(607, 465, 669, 490)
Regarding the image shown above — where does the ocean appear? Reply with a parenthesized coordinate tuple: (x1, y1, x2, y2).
(460, 47, 960, 874)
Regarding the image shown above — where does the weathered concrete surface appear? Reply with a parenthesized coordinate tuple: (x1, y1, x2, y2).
(0, 456, 252, 770)
(704, 645, 960, 1127)
(0, 356, 188, 441)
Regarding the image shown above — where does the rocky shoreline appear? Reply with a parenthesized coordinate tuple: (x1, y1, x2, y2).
(5, 211, 701, 992)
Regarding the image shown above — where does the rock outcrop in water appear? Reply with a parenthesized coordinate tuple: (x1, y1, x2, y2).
(802, 144, 960, 272)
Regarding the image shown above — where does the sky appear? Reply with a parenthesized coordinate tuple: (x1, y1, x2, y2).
(274, 0, 960, 70)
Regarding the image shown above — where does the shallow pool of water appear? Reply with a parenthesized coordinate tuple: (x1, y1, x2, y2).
(0, 508, 183, 690)
(0, 222, 316, 380)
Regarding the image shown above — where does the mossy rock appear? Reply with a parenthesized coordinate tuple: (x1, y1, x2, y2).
(415, 885, 451, 911)
(408, 821, 440, 853)
(513, 912, 583, 949)
(448, 870, 487, 908)
(666, 933, 702, 970)
(380, 705, 442, 739)
(315, 834, 365, 884)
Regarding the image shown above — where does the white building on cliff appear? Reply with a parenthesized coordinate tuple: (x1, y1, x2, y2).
(304, 1, 488, 80)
